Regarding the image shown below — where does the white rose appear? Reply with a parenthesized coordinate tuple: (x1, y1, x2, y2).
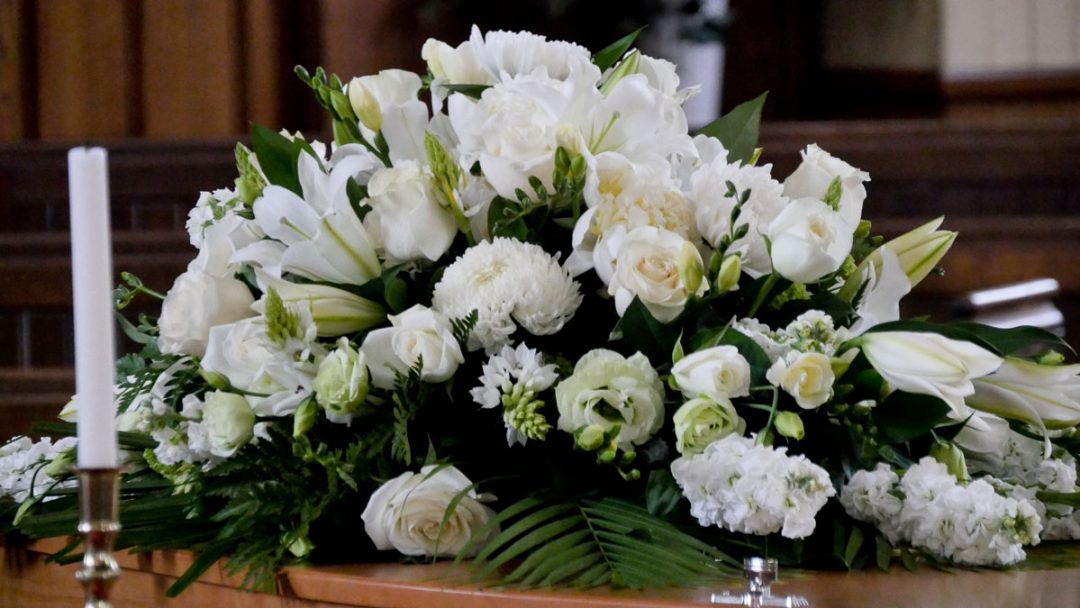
(671, 345, 751, 401)
(360, 305, 465, 389)
(362, 464, 495, 557)
(673, 397, 745, 456)
(157, 269, 256, 358)
(201, 391, 255, 458)
(857, 331, 1003, 418)
(609, 226, 706, 323)
(313, 337, 370, 417)
(767, 198, 854, 284)
(783, 144, 869, 227)
(554, 349, 665, 448)
(364, 161, 458, 264)
(766, 351, 835, 409)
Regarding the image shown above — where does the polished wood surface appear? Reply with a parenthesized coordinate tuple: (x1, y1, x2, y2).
(2, 538, 1079, 608)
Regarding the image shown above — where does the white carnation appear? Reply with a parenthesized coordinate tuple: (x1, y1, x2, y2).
(670, 434, 835, 539)
(433, 238, 582, 352)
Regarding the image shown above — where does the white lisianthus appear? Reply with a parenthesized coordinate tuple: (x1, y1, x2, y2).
(671, 434, 835, 539)
(766, 351, 835, 409)
(432, 238, 582, 352)
(767, 198, 854, 284)
(360, 305, 465, 389)
(554, 349, 665, 448)
(313, 337, 370, 419)
(608, 226, 707, 323)
(364, 161, 458, 265)
(671, 345, 751, 401)
(361, 464, 496, 557)
(688, 155, 788, 277)
(157, 269, 256, 358)
(783, 144, 870, 228)
(672, 397, 744, 456)
(858, 331, 1003, 418)
(968, 357, 1080, 430)
(199, 391, 256, 458)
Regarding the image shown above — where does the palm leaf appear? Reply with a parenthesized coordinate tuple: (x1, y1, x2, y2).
(466, 496, 737, 589)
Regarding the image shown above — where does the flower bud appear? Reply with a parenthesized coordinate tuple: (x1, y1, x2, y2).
(200, 369, 231, 390)
(715, 255, 741, 294)
(575, 424, 607, 451)
(929, 439, 969, 481)
(673, 397, 744, 455)
(775, 411, 805, 440)
(314, 338, 371, 417)
(676, 240, 706, 298)
(293, 396, 318, 438)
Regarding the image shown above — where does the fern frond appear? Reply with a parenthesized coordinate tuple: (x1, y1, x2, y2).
(466, 497, 737, 589)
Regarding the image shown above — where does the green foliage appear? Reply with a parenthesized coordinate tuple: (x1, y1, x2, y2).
(697, 92, 768, 166)
(462, 497, 736, 588)
(390, 360, 432, 465)
(872, 391, 951, 444)
(616, 297, 679, 366)
(441, 83, 491, 99)
(450, 310, 479, 350)
(295, 65, 391, 163)
(487, 147, 587, 242)
(592, 27, 645, 72)
(251, 124, 314, 197)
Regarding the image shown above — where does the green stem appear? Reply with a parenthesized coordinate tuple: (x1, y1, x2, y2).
(747, 274, 780, 318)
(755, 386, 780, 445)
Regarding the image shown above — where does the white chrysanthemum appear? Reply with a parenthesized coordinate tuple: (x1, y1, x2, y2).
(471, 343, 559, 446)
(0, 436, 77, 503)
(689, 157, 788, 277)
(670, 434, 835, 539)
(433, 238, 583, 352)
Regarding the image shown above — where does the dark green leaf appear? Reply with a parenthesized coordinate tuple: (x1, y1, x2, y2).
(844, 526, 865, 568)
(592, 27, 645, 72)
(442, 83, 491, 99)
(875, 535, 893, 571)
(251, 124, 304, 196)
(616, 297, 679, 365)
(872, 391, 951, 443)
(951, 323, 1075, 356)
(696, 92, 768, 165)
(645, 469, 683, 518)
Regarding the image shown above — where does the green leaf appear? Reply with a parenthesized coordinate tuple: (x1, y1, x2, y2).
(844, 526, 865, 568)
(645, 469, 683, 518)
(872, 391, 952, 443)
(951, 323, 1075, 357)
(442, 83, 491, 99)
(875, 535, 893, 571)
(696, 92, 768, 165)
(593, 27, 645, 72)
(251, 124, 304, 196)
(616, 297, 679, 365)
(166, 542, 232, 597)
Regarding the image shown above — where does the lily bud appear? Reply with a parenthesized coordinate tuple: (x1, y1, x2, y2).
(929, 439, 969, 482)
(715, 255, 742, 294)
(676, 240, 706, 298)
(843, 217, 956, 300)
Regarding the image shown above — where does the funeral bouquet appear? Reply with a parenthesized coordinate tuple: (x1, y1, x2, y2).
(4, 27, 1080, 595)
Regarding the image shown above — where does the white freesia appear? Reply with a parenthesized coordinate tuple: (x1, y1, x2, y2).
(672, 397, 744, 456)
(608, 226, 706, 323)
(199, 391, 256, 458)
(554, 349, 665, 448)
(858, 331, 1003, 418)
(671, 345, 751, 401)
(360, 305, 465, 389)
(364, 161, 457, 264)
(969, 357, 1080, 430)
(766, 351, 835, 409)
(783, 144, 869, 228)
(362, 464, 495, 557)
(768, 198, 854, 284)
(157, 269, 256, 358)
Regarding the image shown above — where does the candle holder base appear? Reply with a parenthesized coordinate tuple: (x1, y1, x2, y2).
(76, 467, 122, 608)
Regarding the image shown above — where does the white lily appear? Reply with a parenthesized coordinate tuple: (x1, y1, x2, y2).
(969, 357, 1080, 430)
(841, 216, 956, 301)
(857, 331, 1003, 419)
(256, 271, 385, 337)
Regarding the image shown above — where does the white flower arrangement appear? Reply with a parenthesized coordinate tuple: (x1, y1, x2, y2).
(7, 25, 1080, 594)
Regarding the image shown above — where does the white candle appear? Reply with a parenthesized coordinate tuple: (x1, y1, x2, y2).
(68, 147, 118, 469)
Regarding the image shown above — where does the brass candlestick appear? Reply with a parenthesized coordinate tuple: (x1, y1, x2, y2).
(75, 468, 122, 608)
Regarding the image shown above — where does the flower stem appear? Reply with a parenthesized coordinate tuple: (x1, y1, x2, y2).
(747, 274, 779, 318)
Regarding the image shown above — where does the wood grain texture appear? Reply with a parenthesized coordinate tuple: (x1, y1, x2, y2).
(35, 0, 138, 139)
(141, 0, 242, 137)
(4, 540, 1080, 608)
(0, 0, 30, 141)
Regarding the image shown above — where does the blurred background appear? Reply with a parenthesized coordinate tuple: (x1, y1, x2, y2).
(0, 0, 1078, 439)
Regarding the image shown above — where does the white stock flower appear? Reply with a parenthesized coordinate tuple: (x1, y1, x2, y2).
(689, 156, 787, 277)
(157, 268, 256, 358)
(360, 305, 465, 389)
(768, 198, 854, 284)
(185, 187, 245, 249)
(670, 434, 835, 539)
(672, 397, 744, 456)
(671, 345, 751, 401)
(0, 436, 77, 503)
(432, 238, 582, 352)
(783, 144, 869, 228)
(608, 226, 706, 323)
(840, 464, 904, 543)
(199, 391, 256, 458)
(766, 351, 835, 409)
(362, 464, 496, 557)
(554, 349, 665, 448)
(364, 161, 458, 264)
(858, 331, 1003, 418)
